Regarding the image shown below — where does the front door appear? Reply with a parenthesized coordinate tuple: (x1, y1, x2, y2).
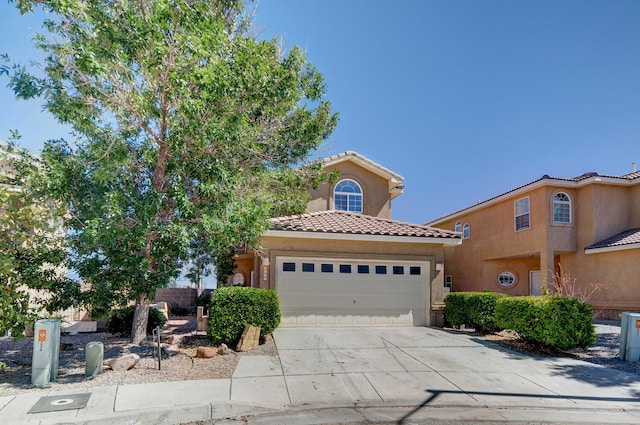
(529, 270, 542, 296)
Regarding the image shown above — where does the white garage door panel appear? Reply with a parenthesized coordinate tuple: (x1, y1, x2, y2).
(276, 257, 428, 327)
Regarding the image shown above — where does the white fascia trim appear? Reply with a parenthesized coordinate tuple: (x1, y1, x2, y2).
(428, 176, 638, 226)
(324, 152, 405, 182)
(264, 230, 462, 246)
(585, 243, 640, 255)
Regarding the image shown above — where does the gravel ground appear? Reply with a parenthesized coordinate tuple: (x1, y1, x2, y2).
(0, 319, 636, 398)
(484, 320, 639, 375)
(0, 317, 278, 397)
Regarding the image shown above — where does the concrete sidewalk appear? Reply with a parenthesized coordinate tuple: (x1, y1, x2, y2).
(2, 326, 640, 424)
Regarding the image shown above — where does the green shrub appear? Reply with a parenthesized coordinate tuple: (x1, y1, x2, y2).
(169, 302, 191, 316)
(495, 295, 596, 350)
(195, 290, 212, 314)
(106, 305, 168, 337)
(208, 286, 281, 345)
(444, 291, 507, 334)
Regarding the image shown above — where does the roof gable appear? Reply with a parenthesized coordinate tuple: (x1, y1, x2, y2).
(322, 151, 405, 199)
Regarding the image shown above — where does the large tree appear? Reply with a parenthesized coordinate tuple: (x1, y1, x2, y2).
(7, 0, 337, 343)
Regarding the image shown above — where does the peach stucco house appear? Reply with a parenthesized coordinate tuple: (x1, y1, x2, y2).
(231, 151, 461, 326)
(426, 169, 640, 319)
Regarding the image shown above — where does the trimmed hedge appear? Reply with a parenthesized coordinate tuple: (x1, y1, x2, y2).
(444, 291, 507, 334)
(495, 295, 596, 350)
(106, 305, 167, 337)
(208, 286, 281, 345)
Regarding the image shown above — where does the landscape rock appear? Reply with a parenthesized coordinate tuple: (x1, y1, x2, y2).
(218, 343, 232, 355)
(106, 353, 140, 372)
(60, 342, 74, 351)
(196, 346, 217, 358)
(236, 325, 260, 352)
(162, 344, 179, 356)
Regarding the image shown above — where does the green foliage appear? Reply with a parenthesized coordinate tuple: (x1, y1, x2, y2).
(5, 0, 337, 342)
(495, 296, 597, 350)
(213, 247, 238, 284)
(195, 290, 212, 312)
(444, 291, 507, 334)
(168, 302, 191, 316)
(106, 306, 167, 337)
(208, 287, 280, 345)
(0, 143, 80, 339)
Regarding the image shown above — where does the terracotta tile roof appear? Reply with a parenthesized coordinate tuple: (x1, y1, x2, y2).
(269, 210, 460, 240)
(586, 228, 640, 250)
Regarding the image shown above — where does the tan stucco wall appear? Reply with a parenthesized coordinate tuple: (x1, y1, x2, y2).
(256, 235, 448, 325)
(435, 180, 640, 314)
(307, 160, 392, 218)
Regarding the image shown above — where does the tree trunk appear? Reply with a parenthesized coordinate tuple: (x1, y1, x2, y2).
(131, 295, 151, 344)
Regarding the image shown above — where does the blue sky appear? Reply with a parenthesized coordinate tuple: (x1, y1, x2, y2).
(2, 0, 640, 225)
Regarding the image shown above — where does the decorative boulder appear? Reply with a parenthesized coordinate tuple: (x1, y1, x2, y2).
(106, 353, 140, 372)
(236, 325, 260, 352)
(196, 346, 217, 358)
(162, 344, 179, 356)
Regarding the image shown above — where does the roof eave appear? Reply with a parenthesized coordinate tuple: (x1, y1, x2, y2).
(323, 151, 404, 183)
(263, 229, 462, 246)
(427, 175, 640, 226)
(585, 242, 640, 255)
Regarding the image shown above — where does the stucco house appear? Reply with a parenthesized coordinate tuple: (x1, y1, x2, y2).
(232, 151, 461, 326)
(426, 169, 640, 319)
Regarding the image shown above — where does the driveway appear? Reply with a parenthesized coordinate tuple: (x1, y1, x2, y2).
(234, 326, 640, 421)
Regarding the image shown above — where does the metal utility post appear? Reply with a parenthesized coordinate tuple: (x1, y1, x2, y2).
(153, 326, 162, 370)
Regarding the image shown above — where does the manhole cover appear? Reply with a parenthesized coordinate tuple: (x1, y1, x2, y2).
(28, 393, 91, 413)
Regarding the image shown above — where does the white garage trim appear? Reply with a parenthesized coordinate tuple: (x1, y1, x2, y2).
(276, 256, 430, 327)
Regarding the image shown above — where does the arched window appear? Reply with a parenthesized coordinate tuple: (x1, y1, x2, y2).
(552, 192, 571, 224)
(462, 223, 470, 239)
(334, 179, 363, 213)
(455, 221, 462, 232)
(232, 272, 245, 286)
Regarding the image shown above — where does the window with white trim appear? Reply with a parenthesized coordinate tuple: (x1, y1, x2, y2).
(454, 221, 462, 232)
(462, 223, 470, 239)
(498, 271, 516, 287)
(232, 272, 245, 286)
(514, 197, 530, 231)
(552, 192, 571, 224)
(334, 179, 363, 213)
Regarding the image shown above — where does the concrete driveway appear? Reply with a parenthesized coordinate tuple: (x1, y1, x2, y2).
(231, 326, 640, 422)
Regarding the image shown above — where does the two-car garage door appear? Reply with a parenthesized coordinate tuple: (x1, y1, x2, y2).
(276, 256, 429, 327)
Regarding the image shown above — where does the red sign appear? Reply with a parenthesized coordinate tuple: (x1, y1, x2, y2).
(636, 319, 640, 329)
(38, 329, 47, 342)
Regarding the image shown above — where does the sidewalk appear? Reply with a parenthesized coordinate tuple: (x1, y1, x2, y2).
(2, 326, 640, 424)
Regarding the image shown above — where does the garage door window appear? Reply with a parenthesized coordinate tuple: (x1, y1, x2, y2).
(410, 266, 421, 275)
(283, 262, 295, 272)
(321, 263, 333, 273)
(393, 266, 404, 275)
(302, 263, 315, 272)
(357, 265, 369, 274)
(339, 264, 352, 273)
(375, 265, 387, 274)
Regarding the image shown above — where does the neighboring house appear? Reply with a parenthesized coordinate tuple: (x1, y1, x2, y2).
(426, 170, 640, 319)
(233, 151, 461, 327)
